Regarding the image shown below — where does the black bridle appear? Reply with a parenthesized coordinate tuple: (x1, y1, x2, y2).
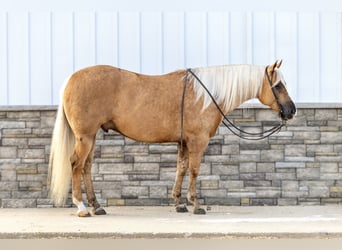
(180, 66, 285, 143)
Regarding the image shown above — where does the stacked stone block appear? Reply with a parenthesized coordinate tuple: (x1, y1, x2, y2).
(0, 105, 341, 208)
(0, 108, 55, 208)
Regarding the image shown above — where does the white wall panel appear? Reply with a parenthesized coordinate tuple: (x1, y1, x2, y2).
(51, 12, 74, 104)
(117, 12, 140, 72)
(229, 12, 248, 64)
(207, 12, 230, 66)
(7, 12, 30, 105)
(275, 12, 298, 100)
(252, 12, 275, 65)
(162, 12, 185, 72)
(29, 12, 52, 105)
(320, 13, 340, 102)
(1, 1, 342, 105)
(298, 13, 320, 102)
(74, 12, 96, 71)
(95, 12, 118, 66)
(185, 12, 208, 68)
(140, 12, 163, 75)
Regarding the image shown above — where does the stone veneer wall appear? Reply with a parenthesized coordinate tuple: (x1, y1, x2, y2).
(0, 104, 341, 208)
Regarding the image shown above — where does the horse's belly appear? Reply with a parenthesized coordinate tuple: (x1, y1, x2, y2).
(110, 112, 180, 143)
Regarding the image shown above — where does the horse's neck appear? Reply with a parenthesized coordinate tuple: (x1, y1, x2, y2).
(190, 65, 264, 114)
(220, 65, 264, 114)
(224, 92, 256, 115)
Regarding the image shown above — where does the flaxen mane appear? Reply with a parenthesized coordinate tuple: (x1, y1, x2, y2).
(188, 65, 265, 112)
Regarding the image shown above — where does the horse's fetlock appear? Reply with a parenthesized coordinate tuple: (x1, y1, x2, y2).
(187, 193, 196, 203)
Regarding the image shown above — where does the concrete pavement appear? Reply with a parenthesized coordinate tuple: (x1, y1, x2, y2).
(1, 205, 342, 239)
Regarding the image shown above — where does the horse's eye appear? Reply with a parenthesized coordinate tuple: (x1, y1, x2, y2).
(273, 83, 282, 91)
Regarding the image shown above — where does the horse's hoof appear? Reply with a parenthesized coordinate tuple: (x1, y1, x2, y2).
(77, 210, 91, 217)
(176, 204, 189, 213)
(94, 207, 107, 215)
(193, 208, 206, 215)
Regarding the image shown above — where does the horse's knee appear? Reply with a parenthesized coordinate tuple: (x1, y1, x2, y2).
(83, 156, 94, 172)
(189, 167, 199, 179)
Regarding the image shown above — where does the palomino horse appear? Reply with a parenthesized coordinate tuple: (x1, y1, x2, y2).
(48, 60, 296, 216)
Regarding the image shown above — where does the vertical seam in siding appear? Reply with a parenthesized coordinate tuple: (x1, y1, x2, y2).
(295, 12, 299, 101)
(317, 12, 322, 101)
(94, 11, 98, 65)
(246, 11, 253, 64)
(5, 12, 9, 105)
(227, 12, 231, 64)
(50, 12, 54, 105)
(116, 12, 120, 68)
(7, 12, 10, 105)
(273, 12, 277, 60)
(223, 12, 229, 64)
(72, 11, 75, 72)
(339, 13, 342, 99)
(270, 12, 275, 61)
(161, 12, 165, 73)
(251, 11, 254, 64)
(205, 11, 208, 67)
(183, 12, 187, 68)
(139, 12, 142, 73)
(27, 12, 31, 105)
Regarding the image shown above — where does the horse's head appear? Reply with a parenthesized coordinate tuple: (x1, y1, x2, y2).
(258, 60, 296, 121)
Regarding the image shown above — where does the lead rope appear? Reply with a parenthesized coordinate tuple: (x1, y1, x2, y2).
(180, 74, 188, 152)
(186, 68, 285, 141)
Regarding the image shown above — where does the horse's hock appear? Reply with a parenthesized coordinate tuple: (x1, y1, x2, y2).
(0, 104, 342, 208)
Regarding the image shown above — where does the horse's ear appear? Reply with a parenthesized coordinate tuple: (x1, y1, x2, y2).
(267, 61, 277, 74)
(268, 59, 282, 74)
(276, 59, 283, 68)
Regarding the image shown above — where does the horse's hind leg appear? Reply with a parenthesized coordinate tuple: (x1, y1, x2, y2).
(83, 141, 106, 215)
(71, 135, 94, 217)
(172, 143, 189, 212)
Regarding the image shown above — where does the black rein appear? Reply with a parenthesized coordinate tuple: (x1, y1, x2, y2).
(182, 67, 285, 141)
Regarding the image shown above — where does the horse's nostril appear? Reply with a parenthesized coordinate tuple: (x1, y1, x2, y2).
(280, 109, 294, 121)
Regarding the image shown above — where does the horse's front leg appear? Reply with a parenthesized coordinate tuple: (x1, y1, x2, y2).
(172, 143, 189, 213)
(187, 157, 206, 215)
(187, 140, 208, 215)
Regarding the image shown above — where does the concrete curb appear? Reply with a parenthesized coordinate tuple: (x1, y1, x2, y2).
(1, 232, 342, 240)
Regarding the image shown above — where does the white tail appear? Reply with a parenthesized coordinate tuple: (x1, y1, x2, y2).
(48, 78, 75, 206)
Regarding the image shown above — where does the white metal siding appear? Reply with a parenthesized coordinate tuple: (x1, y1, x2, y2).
(1, 0, 342, 105)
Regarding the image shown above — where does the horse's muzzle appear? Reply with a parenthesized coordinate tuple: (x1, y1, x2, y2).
(279, 101, 296, 121)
